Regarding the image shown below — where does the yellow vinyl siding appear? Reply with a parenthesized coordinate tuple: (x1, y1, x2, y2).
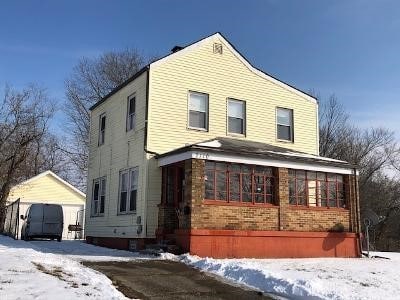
(86, 71, 148, 238)
(147, 35, 318, 155)
(8, 174, 85, 205)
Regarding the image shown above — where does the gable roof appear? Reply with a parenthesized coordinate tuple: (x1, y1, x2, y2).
(12, 170, 86, 198)
(90, 32, 317, 111)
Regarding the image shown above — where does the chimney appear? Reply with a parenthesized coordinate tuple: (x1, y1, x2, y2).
(171, 45, 184, 53)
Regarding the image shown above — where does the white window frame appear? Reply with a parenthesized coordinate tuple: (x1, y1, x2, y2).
(188, 91, 209, 131)
(98, 113, 106, 146)
(118, 167, 139, 214)
(126, 94, 136, 131)
(227, 98, 246, 135)
(276, 107, 294, 142)
(91, 176, 106, 217)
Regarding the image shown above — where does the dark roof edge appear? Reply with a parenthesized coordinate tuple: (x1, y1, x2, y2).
(89, 66, 149, 111)
(156, 144, 355, 169)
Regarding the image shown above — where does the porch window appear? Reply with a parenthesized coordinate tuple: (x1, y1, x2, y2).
(204, 162, 275, 205)
(277, 107, 293, 141)
(162, 165, 184, 206)
(127, 94, 136, 131)
(118, 167, 138, 214)
(91, 176, 106, 216)
(228, 99, 245, 134)
(188, 92, 208, 130)
(289, 169, 346, 208)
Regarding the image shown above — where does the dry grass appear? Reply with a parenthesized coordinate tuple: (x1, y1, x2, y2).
(32, 262, 86, 289)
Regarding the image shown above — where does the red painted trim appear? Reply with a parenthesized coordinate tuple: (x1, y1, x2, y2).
(172, 229, 361, 258)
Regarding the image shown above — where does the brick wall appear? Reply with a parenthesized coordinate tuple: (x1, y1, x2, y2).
(186, 159, 358, 233)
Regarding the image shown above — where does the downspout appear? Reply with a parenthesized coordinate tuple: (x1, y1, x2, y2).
(354, 167, 362, 256)
(144, 65, 160, 157)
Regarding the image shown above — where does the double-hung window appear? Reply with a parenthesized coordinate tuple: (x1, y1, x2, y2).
(188, 92, 208, 130)
(228, 99, 245, 134)
(119, 167, 139, 214)
(127, 94, 136, 131)
(277, 108, 293, 141)
(92, 177, 106, 216)
(98, 113, 106, 145)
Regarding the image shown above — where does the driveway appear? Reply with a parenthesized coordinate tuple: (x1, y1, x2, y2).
(83, 260, 272, 300)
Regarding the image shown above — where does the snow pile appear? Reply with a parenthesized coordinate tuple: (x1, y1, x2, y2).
(0, 236, 146, 299)
(178, 253, 400, 300)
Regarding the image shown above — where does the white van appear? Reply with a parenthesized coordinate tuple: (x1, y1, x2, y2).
(21, 204, 64, 242)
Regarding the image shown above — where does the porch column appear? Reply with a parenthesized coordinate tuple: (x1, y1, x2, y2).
(277, 167, 289, 230)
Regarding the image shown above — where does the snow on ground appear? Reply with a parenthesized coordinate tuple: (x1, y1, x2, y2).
(0, 236, 150, 300)
(174, 252, 400, 300)
(1, 234, 400, 300)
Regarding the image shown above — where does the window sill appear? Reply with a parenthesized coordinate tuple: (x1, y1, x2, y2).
(187, 126, 208, 132)
(288, 205, 348, 211)
(90, 214, 104, 218)
(227, 132, 246, 138)
(276, 138, 294, 144)
(117, 211, 137, 216)
(203, 200, 279, 208)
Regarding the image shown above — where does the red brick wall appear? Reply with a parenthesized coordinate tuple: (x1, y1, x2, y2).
(187, 159, 358, 234)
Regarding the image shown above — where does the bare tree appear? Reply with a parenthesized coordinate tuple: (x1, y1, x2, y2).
(0, 85, 54, 230)
(319, 95, 396, 187)
(64, 48, 151, 187)
(318, 93, 400, 250)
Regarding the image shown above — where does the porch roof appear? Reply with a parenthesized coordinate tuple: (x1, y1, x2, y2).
(156, 138, 357, 174)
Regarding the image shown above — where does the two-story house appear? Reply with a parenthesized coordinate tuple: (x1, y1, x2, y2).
(85, 32, 361, 258)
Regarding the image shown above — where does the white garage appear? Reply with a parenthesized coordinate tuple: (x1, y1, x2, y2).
(7, 171, 86, 240)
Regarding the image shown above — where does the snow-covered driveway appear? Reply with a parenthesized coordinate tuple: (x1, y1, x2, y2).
(1, 235, 400, 300)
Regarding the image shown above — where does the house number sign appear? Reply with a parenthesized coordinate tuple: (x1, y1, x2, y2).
(193, 152, 210, 159)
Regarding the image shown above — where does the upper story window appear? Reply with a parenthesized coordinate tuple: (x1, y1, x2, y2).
(98, 113, 106, 145)
(227, 99, 245, 135)
(288, 169, 346, 208)
(127, 94, 136, 131)
(92, 176, 106, 216)
(119, 167, 138, 214)
(204, 162, 276, 205)
(188, 92, 208, 130)
(277, 107, 293, 141)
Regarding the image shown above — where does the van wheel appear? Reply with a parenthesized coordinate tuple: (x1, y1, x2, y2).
(57, 236, 62, 242)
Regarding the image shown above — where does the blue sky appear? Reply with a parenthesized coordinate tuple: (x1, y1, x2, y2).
(0, 0, 399, 135)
